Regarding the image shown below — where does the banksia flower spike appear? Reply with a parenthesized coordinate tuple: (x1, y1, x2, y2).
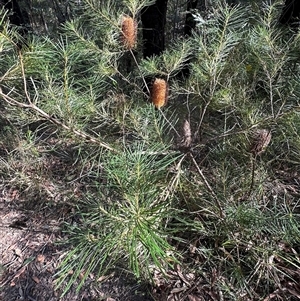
(121, 16, 137, 50)
(150, 78, 168, 109)
(250, 129, 271, 156)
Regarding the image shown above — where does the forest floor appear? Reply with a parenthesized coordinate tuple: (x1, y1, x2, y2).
(0, 187, 154, 301)
(1, 113, 300, 301)
(0, 114, 206, 301)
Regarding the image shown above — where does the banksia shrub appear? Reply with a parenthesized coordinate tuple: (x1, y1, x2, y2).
(250, 129, 272, 156)
(150, 78, 168, 109)
(121, 16, 137, 49)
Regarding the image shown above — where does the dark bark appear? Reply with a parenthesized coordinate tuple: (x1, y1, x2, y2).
(279, 0, 300, 26)
(141, 0, 168, 58)
(1, 0, 30, 48)
(1, 0, 30, 30)
(53, 0, 68, 25)
(184, 0, 198, 36)
(180, 0, 207, 79)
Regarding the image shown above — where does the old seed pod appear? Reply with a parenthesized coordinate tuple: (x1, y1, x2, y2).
(250, 129, 271, 156)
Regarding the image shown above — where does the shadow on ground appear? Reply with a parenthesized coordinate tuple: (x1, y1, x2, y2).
(0, 161, 154, 301)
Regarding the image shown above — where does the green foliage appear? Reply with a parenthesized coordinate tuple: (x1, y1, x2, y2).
(140, 39, 193, 78)
(1, 0, 300, 300)
(56, 142, 183, 295)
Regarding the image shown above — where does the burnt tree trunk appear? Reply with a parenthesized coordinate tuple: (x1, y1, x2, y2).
(1, 0, 30, 47)
(1, 0, 30, 29)
(184, 0, 198, 36)
(141, 0, 168, 58)
(180, 0, 208, 79)
(279, 0, 300, 26)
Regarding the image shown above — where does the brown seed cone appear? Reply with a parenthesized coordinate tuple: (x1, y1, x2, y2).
(180, 119, 192, 149)
(121, 16, 137, 50)
(250, 129, 271, 156)
(151, 78, 168, 109)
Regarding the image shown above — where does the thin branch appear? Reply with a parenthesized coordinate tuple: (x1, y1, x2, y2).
(194, 99, 210, 140)
(130, 49, 150, 95)
(158, 108, 181, 137)
(19, 50, 32, 105)
(153, 153, 186, 207)
(1, 51, 118, 152)
(0, 90, 117, 152)
(190, 153, 224, 218)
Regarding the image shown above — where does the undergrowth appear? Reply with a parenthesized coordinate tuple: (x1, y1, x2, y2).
(0, 1, 300, 300)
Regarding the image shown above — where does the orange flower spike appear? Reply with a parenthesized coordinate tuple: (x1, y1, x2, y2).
(151, 78, 168, 109)
(121, 16, 137, 50)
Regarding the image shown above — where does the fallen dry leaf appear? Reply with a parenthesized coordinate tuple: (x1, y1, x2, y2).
(12, 266, 26, 279)
(32, 276, 40, 283)
(14, 247, 22, 257)
(10, 281, 16, 287)
(188, 295, 202, 301)
(97, 272, 114, 283)
(36, 254, 45, 263)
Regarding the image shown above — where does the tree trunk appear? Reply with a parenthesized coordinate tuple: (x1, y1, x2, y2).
(141, 0, 168, 58)
(184, 0, 198, 36)
(53, 0, 68, 25)
(1, 0, 30, 47)
(1, 0, 30, 29)
(279, 0, 300, 26)
(180, 0, 207, 79)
